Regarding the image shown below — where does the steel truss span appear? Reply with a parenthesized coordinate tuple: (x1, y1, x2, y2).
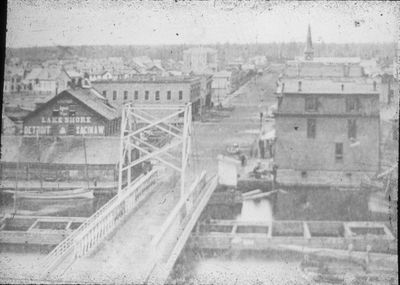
(118, 103, 192, 198)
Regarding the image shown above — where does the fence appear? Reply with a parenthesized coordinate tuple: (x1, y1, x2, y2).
(42, 169, 159, 276)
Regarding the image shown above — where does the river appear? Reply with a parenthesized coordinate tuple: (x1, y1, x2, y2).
(0, 192, 112, 217)
(167, 196, 315, 284)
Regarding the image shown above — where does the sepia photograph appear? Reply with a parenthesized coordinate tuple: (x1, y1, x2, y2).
(0, 0, 399, 284)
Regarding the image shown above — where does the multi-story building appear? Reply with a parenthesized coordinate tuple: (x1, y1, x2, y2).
(183, 47, 218, 74)
(92, 75, 202, 115)
(274, 79, 380, 187)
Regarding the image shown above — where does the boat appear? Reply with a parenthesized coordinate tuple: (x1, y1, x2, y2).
(242, 189, 262, 197)
(6, 188, 94, 200)
(243, 190, 280, 200)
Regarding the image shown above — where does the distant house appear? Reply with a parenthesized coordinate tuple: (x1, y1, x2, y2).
(131, 56, 153, 74)
(274, 79, 380, 187)
(212, 70, 233, 103)
(146, 63, 165, 75)
(89, 71, 113, 82)
(1, 111, 17, 135)
(23, 67, 71, 95)
(183, 47, 218, 74)
(23, 87, 120, 136)
(3, 67, 25, 93)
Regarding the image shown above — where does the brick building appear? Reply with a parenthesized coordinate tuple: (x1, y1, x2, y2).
(274, 79, 380, 187)
(23, 87, 120, 136)
(92, 76, 202, 115)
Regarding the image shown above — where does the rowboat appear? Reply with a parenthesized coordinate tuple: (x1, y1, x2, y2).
(242, 189, 262, 198)
(243, 190, 282, 200)
(5, 188, 94, 199)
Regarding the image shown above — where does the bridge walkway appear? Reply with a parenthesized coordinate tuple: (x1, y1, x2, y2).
(59, 174, 182, 283)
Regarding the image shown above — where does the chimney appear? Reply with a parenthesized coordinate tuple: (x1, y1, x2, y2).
(298, 81, 302, 92)
(341, 84, 344, 91)
(373, 81, 377, 91)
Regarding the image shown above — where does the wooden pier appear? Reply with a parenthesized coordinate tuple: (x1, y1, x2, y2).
(189, 220, 397, 254)
(0, 215, 87, 245)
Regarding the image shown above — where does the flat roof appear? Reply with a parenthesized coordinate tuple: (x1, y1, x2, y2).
(278, 79, 380, 95)
(293, 57, 361, 64)
(93, 76, 200, 84)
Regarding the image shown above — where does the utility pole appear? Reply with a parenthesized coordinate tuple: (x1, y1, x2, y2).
(37, 131, 43, 190)
(13, 151, 19, 215)
(82, 135, 90, 190)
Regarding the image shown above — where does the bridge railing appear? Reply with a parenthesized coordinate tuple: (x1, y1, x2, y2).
(42, 169, 159, 275)
(147, 173, 218, 284)
(150, 171, 207, 263)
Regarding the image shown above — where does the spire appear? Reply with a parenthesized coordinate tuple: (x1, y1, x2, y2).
(304, 24, 314, 61)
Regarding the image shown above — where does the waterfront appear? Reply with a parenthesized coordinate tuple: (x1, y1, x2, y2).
(0, 192, 112, 218)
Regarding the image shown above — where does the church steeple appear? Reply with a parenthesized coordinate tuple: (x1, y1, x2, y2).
(304, 24, 314, 61)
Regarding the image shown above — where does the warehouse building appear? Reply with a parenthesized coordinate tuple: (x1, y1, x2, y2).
(23, 86, 120, 136)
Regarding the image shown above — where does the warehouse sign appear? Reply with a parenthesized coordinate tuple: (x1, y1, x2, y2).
(24, 125, 105, 135)
(41, 116, 92, 124)
(76, 125, 105, 135)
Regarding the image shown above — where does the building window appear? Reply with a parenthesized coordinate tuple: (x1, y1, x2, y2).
(52, 108, 60, 116)
(134, 91, 139, 100)
(68, 108, 76, 117)
(113, 91, 117, 100)
(179, 91, 183, 100)
(145, 91, 149, 100)
(393, 120, 399, 141)
(124, 91, 128, 100)
(348, 119, 357, 139)
(307, 118, 316, 138)
(67, 124, 75, 135)
(346, 97, 360, 112)
(102, 90, 107, 97)
(155, 91, 160, 101)
(335, 143, 343, 162)
(305, 96, 318, 112)
(167, 91, 171, 100)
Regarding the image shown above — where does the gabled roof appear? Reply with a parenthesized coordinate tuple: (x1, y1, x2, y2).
(25, 67, 69, 81)
(24, 87, 119, 122)
(278, 79, 380, 95)
(66, 69, 83, 78)
(213, 70, 232, 77)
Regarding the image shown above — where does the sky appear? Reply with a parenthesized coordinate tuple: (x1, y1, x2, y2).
(6, 0, 400, 47)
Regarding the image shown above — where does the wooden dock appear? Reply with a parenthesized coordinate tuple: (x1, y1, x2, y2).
(189, 220, 397, 254)
(0, 215, 87, 245)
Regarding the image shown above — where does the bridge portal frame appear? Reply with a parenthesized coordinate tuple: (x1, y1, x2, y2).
(118, 103, 192, 198)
